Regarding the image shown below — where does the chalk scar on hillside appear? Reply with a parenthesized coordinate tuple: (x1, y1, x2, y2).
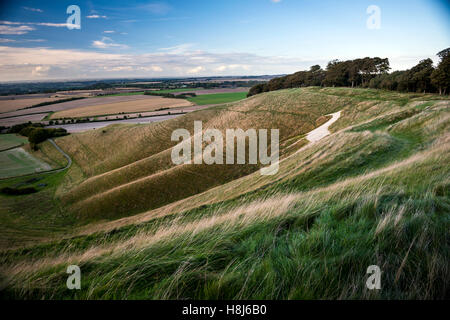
(306, 111, 341, 143)
(276, 110, 342, 167)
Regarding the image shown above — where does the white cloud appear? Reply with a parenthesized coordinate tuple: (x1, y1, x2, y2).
(158, 43, 194, 54)
(143, 65, 163, 72)
(23, 7, 43, 13)
(215, 65, 227, 72)
(0, 38, 45, 43)
(143, 3, 171, 15)
(0, 45, 350, 81)
(187, 66, 205, 74)
(92, 37, 128, 49)
(0, 20, 75, 31)
(271, 0, 282, 2)
(0, 25, 34, 35)
(103, 30, 115, 34)
(37, 23, 71, 27)
(215, 64, 250, 72)
(24, 39, 46, 42)
(31, 65, 50, 77)
(86, 15, 107, 19)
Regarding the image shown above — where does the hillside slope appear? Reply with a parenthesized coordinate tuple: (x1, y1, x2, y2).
(0, 87, 448, 299)
(55, 88, 350, 221)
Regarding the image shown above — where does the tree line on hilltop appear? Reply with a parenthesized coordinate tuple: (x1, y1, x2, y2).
(248, 48, 450, 97)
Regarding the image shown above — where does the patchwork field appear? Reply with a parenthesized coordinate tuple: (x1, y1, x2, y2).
(0, 134, 27, 151)
(50, 96, 193, 119)
(0, 95, 172, 120)
(0, 147, 52, 178)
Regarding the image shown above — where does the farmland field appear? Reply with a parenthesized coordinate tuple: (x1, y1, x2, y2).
(0, 97, 74, 114)
(50, 96, 193, 119)
(0, 147, 52, 178)
(0, 113, 48, 128)
(0, 134, 28, 151)
(187, 91, 248, 105)
(0, 95, 167, 120)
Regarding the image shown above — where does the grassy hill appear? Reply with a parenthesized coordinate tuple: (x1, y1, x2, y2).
(0, 87, 448, 299)
(52, 88, 350, 222)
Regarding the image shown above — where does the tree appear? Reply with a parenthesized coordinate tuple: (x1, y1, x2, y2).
(324, 60, 349, 87)
(247, 83, 266, 97)
(409, 59, 434, 93)
(431, 48, 450, 95)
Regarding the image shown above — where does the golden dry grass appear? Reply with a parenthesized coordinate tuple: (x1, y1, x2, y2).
(50, 96, 193, 119)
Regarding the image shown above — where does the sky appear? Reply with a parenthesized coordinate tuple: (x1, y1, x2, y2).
(0, 0, 449, 81)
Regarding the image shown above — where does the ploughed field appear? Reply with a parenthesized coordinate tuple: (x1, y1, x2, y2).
(0, 97, 77, 114)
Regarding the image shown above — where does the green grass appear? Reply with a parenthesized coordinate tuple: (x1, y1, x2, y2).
(187, 92, 248, 105)
(0, 134, 28, 151)
(0, 170, 75, 249)
(0, 87, 448, 300)
(0, 148, 52, 178)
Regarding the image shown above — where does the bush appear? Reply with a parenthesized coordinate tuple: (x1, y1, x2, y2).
(8, 122, 44, 134)
(19, 126, 35, 137)
(27, 127, 69, 149)
(0, 187, 37, 195)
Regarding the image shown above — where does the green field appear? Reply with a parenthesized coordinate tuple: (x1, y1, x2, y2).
(0, 134, 28, 151)
(0, 147, 52, 178)
(187, 91, 248, 105)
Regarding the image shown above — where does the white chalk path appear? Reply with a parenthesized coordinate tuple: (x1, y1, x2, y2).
(306, 111, 341, 143)
(262, 110, 342, 174)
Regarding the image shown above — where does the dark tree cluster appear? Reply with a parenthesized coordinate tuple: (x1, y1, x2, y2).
(11, 122, 69, 150)
(248, 65, 326, 96)
(26, 128, 69, 150)
(8, 122, 44, 134)
(248, 48, 450, 97)
(144, 91, 197, 99)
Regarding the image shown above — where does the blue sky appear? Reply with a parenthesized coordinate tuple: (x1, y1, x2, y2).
(0, 0, 449, 81)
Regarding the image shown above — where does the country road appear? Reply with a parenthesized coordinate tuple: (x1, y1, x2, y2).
(48, 139, 72, 172)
